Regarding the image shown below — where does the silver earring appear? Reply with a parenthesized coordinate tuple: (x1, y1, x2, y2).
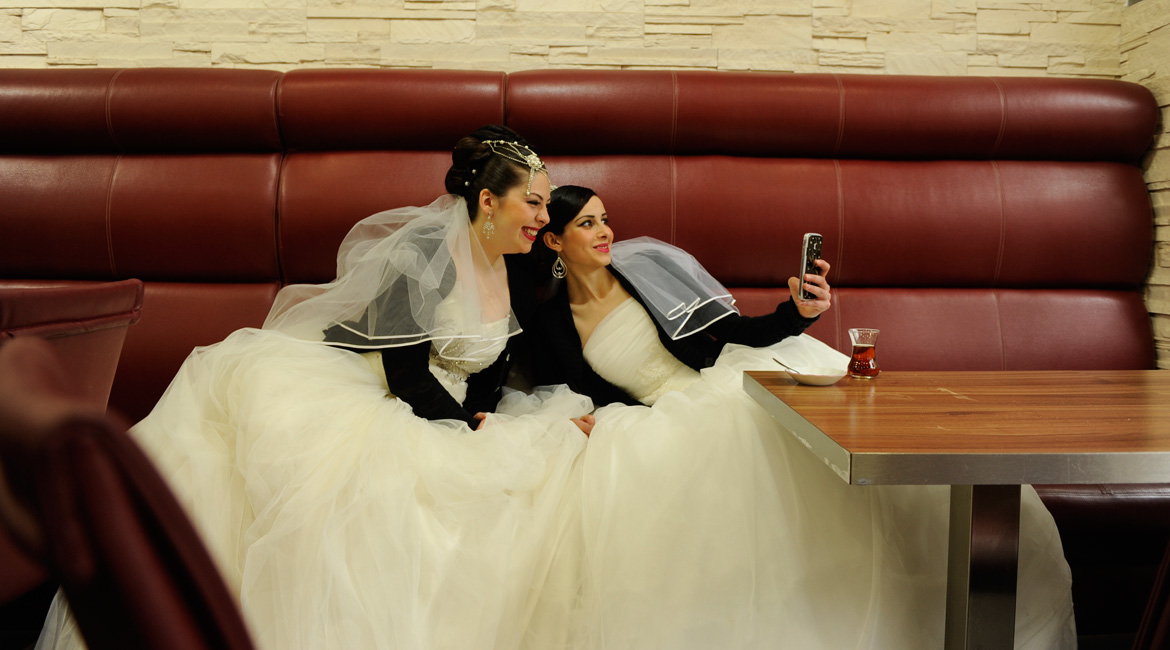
(482, 211, 494, 239)
(551, 256, 567, 279)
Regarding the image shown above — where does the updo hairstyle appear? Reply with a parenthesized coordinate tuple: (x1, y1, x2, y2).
(444, 124, 537, 219)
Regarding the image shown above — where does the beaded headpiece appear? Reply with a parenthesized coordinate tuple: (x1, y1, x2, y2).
(483, 139, 548, 195)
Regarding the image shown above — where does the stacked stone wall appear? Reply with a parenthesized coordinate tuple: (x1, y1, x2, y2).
(1123, 0, 1169, 368)
(0, 0, 1131, 76)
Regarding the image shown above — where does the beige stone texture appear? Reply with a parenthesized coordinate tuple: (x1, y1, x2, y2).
(713, 15, 812, 48)
(976, 10, 1056, 35)
(324, 42, 381, 63)
(0, 0, 137, 7)
(718, 45, 815, 70)
(212, 42, 326, 64)
(1061, 7, 1121, 26)
(852, 0, 933, 19)
(886, 50, 967, 73)
(47, 40, 173, 63)
(0, 41, 47, 54)
(0, 10, 21, 41)
(104, 9, 139, 35)
(867, 30, 977, 51)
(1030, 20, 1118, 43)
(23, 9, 103, 31)
(818, 49, 884, 66)
(815, 35, 867, 50)
(646, 23, 711, 35)
(390, 19, 474, 43)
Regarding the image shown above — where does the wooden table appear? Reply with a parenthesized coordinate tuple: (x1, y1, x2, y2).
(743, 369, 1170, 650)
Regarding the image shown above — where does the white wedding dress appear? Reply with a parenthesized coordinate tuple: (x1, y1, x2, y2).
(37, 289, 1075, 650)
(37, 316, 592, 650)
(554, 297, 1076, 649)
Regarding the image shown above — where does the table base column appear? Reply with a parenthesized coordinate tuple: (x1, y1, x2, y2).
(945, 484, 1021, 650)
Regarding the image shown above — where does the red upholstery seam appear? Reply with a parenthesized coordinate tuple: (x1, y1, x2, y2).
(991, 160, 1005, 288)
(104, 70, 125, 278)
(670, 71, 679, 245)
(669, 70, 678, 155)
(834, 159, 845, 352)
(272, 74, 288, 285)
(105, 155, 121, 278)
(832, 74, 844, 156)
(833, 159, 845, 285)
(105, 69, 124, 153)
(993, 289, 1007, 370)
(669, 156, 677, 245)
(6, 314, 139, 339)
(989, 77, 1007, 159)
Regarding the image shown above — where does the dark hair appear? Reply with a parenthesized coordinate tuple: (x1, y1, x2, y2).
(444, 125, 538, 220)
(530, 184, 598, 272)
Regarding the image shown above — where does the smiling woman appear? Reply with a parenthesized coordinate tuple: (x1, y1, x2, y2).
(523, 184, 1076, 649)
(35, 125, 597, 650)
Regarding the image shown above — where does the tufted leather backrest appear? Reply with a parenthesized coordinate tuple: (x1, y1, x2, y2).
(0, 68, 1158, 422)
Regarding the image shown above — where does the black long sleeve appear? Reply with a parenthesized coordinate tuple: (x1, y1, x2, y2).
(379, 343, 480, 428)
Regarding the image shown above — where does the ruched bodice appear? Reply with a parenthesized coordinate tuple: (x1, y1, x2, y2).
(583, 297, 699, 405)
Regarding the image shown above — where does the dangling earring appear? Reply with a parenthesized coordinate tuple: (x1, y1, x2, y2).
(551, 256, 567, 279)
(482, 211, 495, 239)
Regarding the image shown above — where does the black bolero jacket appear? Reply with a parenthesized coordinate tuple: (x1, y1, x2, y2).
(326, 254, 539, 429)
(531, 266, 817, 407)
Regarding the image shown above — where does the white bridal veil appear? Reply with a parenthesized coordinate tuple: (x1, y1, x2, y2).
(609, 237, 739, 340)
(264, 195, 520, 360)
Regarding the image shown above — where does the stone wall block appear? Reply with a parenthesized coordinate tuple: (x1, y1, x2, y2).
(976, 10, 1058, 35)
(0, 10, 21, 41)
(886, 49, 966, 73)
(1029, 21, 1118, 44)
(818, 49, 885, 66)
(324, 42, 381, 63)
(852, 0, 933, 19)
(23, 8, 103, 31)
(868, 31, 978, 51)
(47, 40, 172, 62)
(0, 41, 47, 54)
(717, 46, 817, 70)
(646, 23, 710, 35)
(390, 18, 474, 43)
(932, 0, 977, 18)
(212, 42, 326, 64)
(1061, 7, 1121, 26)
(814, 35, 868, 50)
(714, 16, 811, 48)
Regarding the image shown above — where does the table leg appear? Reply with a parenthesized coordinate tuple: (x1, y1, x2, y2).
(945, 484, 1021, 650)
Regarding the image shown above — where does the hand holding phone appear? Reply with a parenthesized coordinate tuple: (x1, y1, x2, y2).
(798, 233, 823, 301)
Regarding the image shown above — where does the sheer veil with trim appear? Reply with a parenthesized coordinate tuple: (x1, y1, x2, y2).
(263, 194, 520, 361)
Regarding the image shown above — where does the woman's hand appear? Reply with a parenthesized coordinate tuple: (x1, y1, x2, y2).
(571, 414, 596, 436)
(474, 412, 488, 430)
(789, 259, 832, 319)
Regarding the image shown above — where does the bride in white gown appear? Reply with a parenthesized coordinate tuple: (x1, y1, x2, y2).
(36, 127, 596, 650)
(530, 185, 1077, 649)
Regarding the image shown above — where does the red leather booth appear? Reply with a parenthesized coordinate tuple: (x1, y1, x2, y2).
(0, 67, 1161, 644)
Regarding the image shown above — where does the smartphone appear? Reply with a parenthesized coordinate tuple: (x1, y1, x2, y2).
(798, 233, 823, 301)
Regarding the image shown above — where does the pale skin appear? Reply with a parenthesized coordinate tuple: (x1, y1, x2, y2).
(542, 195, 833, 349)
(464, 171, 597, 435)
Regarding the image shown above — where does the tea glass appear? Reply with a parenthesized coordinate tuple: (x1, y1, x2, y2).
(847, 328, 880, 379)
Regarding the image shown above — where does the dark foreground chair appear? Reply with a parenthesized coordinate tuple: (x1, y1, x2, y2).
(0, 337, 255, 650)
(1135, 539, 1170, 650)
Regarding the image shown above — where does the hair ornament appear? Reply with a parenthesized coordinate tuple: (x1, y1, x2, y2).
(483, 140, 548, 195)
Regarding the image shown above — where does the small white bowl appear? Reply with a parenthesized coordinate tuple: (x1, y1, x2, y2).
(786, 366, 847, 386)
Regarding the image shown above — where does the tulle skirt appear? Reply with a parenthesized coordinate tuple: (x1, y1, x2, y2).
(37, 332, 1075, 650)
(556, 336, 1076, 649)
(37, 328, 592, 650)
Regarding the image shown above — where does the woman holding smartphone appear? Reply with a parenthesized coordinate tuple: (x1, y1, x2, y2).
(527, 185, 1076, 650)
